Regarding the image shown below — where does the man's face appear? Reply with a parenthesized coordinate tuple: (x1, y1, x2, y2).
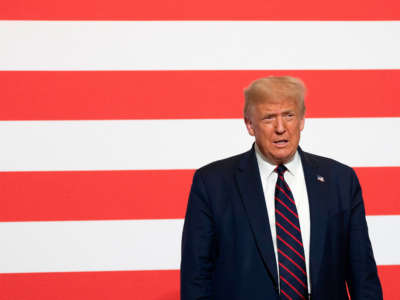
(245, 97, 304, 165)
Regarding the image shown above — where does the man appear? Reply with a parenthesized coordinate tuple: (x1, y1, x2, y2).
(180, 76, 382, 299)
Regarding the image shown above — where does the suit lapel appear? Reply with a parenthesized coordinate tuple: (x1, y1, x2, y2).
(235, 147, 278, 286)
(299, 148, 329, 290)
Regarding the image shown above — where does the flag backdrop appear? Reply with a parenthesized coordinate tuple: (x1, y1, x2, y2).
(1, 1, 400, 299)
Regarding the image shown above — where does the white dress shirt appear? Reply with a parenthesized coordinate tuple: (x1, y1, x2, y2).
(255, 144, 311, 293)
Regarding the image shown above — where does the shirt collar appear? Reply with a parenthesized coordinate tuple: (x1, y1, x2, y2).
(255, 143, 301, 177)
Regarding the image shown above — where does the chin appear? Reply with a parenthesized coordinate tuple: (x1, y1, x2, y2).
(273, 151, 294, 164)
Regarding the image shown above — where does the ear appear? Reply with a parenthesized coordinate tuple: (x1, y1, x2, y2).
(299, 116, 305, 132)
(244, 116, 255, 136)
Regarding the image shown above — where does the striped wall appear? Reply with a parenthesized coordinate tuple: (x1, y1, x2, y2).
(1, 1, 399, 299)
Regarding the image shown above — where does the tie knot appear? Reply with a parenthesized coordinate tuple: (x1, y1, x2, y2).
(275, 164, 287, 175)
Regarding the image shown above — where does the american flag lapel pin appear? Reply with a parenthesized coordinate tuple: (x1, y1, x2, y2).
(317, 175, 325, 182)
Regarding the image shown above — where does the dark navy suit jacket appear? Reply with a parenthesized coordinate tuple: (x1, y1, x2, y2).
(180, 146, 382, 299)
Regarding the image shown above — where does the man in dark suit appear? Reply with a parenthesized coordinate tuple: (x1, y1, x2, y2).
(180, 76, 382, 299)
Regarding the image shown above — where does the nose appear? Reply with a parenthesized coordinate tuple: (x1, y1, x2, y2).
(275, 116, 286, 134)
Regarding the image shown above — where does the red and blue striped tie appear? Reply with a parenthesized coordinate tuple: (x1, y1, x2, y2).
(275, 164, 308, 300)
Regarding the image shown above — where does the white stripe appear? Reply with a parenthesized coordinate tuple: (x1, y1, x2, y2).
(0, 216, 397, 273)
(1, 21, 400, 70)
(0, 118, 399, 171)
(367, 215, 400, 266)
(0, 219, 183, 273)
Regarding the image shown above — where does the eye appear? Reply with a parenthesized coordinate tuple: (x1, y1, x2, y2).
(263, 115, 274, 121)
(286, 112, 295, 119)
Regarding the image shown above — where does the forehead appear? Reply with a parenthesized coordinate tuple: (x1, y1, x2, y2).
(253, 97, 300, 113)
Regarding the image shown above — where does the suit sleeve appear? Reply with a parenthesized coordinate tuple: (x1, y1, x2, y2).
(346, 169, 383, 299)
(180, 170, 217, 300)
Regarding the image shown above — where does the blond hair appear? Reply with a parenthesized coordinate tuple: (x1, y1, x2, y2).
(243, 76, 306, 118)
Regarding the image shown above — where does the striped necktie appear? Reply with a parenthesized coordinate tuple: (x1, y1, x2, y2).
(275, 164, 308, 300)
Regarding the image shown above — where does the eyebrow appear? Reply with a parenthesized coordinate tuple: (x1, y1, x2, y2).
(262, 109, 296, 116)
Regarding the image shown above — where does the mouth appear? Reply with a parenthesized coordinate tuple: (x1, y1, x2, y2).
(273, 139, 289, 147)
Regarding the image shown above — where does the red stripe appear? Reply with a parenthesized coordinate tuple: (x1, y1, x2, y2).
(280, 275, 306, 299)
(276, 197, 299, 219)
(0, 270, 179, 300)
(281, 289, 293, 300)
(0, 170, 193, 222)
(354, 167, 400, 216)
(1, 0, 399, 20)
(0, 167, 397, 222)
(279, 174, 291, 191)
(276, 209, 301, 232)
(277, 235, 305, 261)
(278, 249, 307, 276)
(378, 265, 400, 299)
(1, 70, 400, 121)
(0, 266, 397, 299)
(279, 262, 307, 289)
(276, 186, 296, 205)
(275, 222, 303, 247)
